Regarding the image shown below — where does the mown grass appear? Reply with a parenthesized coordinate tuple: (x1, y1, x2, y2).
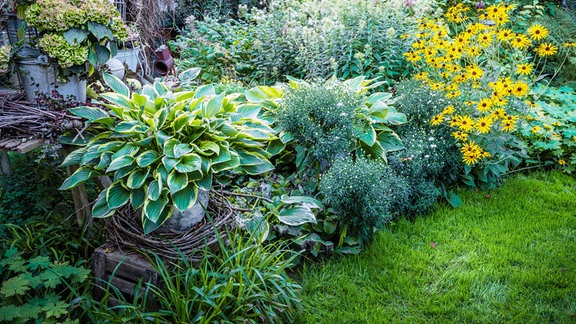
(298, 171, 576, 323)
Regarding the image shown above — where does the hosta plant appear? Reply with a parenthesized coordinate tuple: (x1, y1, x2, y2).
(60, 73, 277, 234)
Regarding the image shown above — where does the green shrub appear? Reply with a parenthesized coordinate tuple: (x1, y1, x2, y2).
(277, 83, 361, 167)
(320, 156, 409, 247)
(389, 79, 462, 215)
(172, 0, 422, 85)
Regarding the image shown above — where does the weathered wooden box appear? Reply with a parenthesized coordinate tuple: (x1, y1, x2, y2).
(91, 245, 161, 302)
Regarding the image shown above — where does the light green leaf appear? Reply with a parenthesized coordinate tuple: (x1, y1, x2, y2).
(92, 190, 115, 218)
(147, 178, 161, 201)
(162, 156, 179, 171)
(242, 161, 274, 175)
(144, 195, 169, 223)
(174, 143, 193, 158)
(106, 182, 130, 209)
(142, 205, 172, 234)
(167, 171, 188, 194)
(59, 167, 93, 190)
(136, 151, 159, 167)
(281, 196, 323, 209)
(69, 106, 109, 122)
(127, 168, 150, 189)
(1, 276, 30, 297)
(61, 147, 86, 167)
(106, 156, 134, 173)
(100, 92, 134, 110)
(103, 72, 130, 97)
(130, 187, 146, 209)
(175, 153, 202, 173)
(277, 206, 317, 226)
(172, 183, 198, 210)
(202, 93, 225, 117)
(199, 141, 220, 155)
(357, 125, 377, 146)
(378, 132, 404, 152)
(194, 84, 215, 98)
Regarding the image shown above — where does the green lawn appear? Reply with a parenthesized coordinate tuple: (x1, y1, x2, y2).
(298, 171, 576, 323)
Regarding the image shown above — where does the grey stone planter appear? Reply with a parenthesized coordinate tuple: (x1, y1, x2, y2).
(159, 189, 210, 232)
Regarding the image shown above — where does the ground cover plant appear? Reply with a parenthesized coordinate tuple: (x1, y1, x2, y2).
(298, 170, 576, 322)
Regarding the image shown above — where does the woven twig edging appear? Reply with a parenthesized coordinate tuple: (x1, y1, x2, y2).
(105, 190, 236, 261)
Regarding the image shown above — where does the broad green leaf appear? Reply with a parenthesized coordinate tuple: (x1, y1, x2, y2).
(132, 93, 148, 108)
(114, 121, 149, 133)
(92, 190, 115, 218)
(106, 182, 130, 209)
(378, 132, 404, 152)
(236, 149, 268, 166)
(194, 84, 215, 98)
(88, 21, 114, 40)
(211, 151, 240, 173)
(113, 166, 133, 181)
(63, 28, 89, 45)
(281, 196, 323, 209)
(106, 156, 134, 173)
(69, 106, 109, 122)
(163, 139, 180, 159)
(238, 128, 273, 140)
(384, 107, 407, 125)
(144, 195, 169, 223)
(136, 151, 159, 167)
(102, 72, 130, 97)
(59, 167, 93, 190)
(100, 92, 134, 110)
(142, 84, 157, 100)
(93, 156, 120, 174)
(173, 114, 191, 132)
(130, 187, 146, 209)
(199, 141, 220, 155)
(360, 141, 387, 163)
(127, 168, 150, 189)
(197, 173, 212, 191)
(167, 171, 188, 194)
(202, 93, 225, 117)
(172, 183, 198, 210)
(211, 147, 231, 164)
(142, 205, 171, 234)
(174, 143, 193, 158)
(179, 67, 201, 82)
(147, 178, 161, 201)
(234, 104, 261, 120)
(175, 153, 202, 173)
(343, 76, 365, 93)
(94, 43, 111, 66)
(154, 82, 169, 96)
(266, 139, 285, 156)
(242, 161, 274, 175)
(357, 125, 377, 146)
(277, 206, 317, 226)
(61, 147, 86, 167)
(162, 156, 179, 171)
